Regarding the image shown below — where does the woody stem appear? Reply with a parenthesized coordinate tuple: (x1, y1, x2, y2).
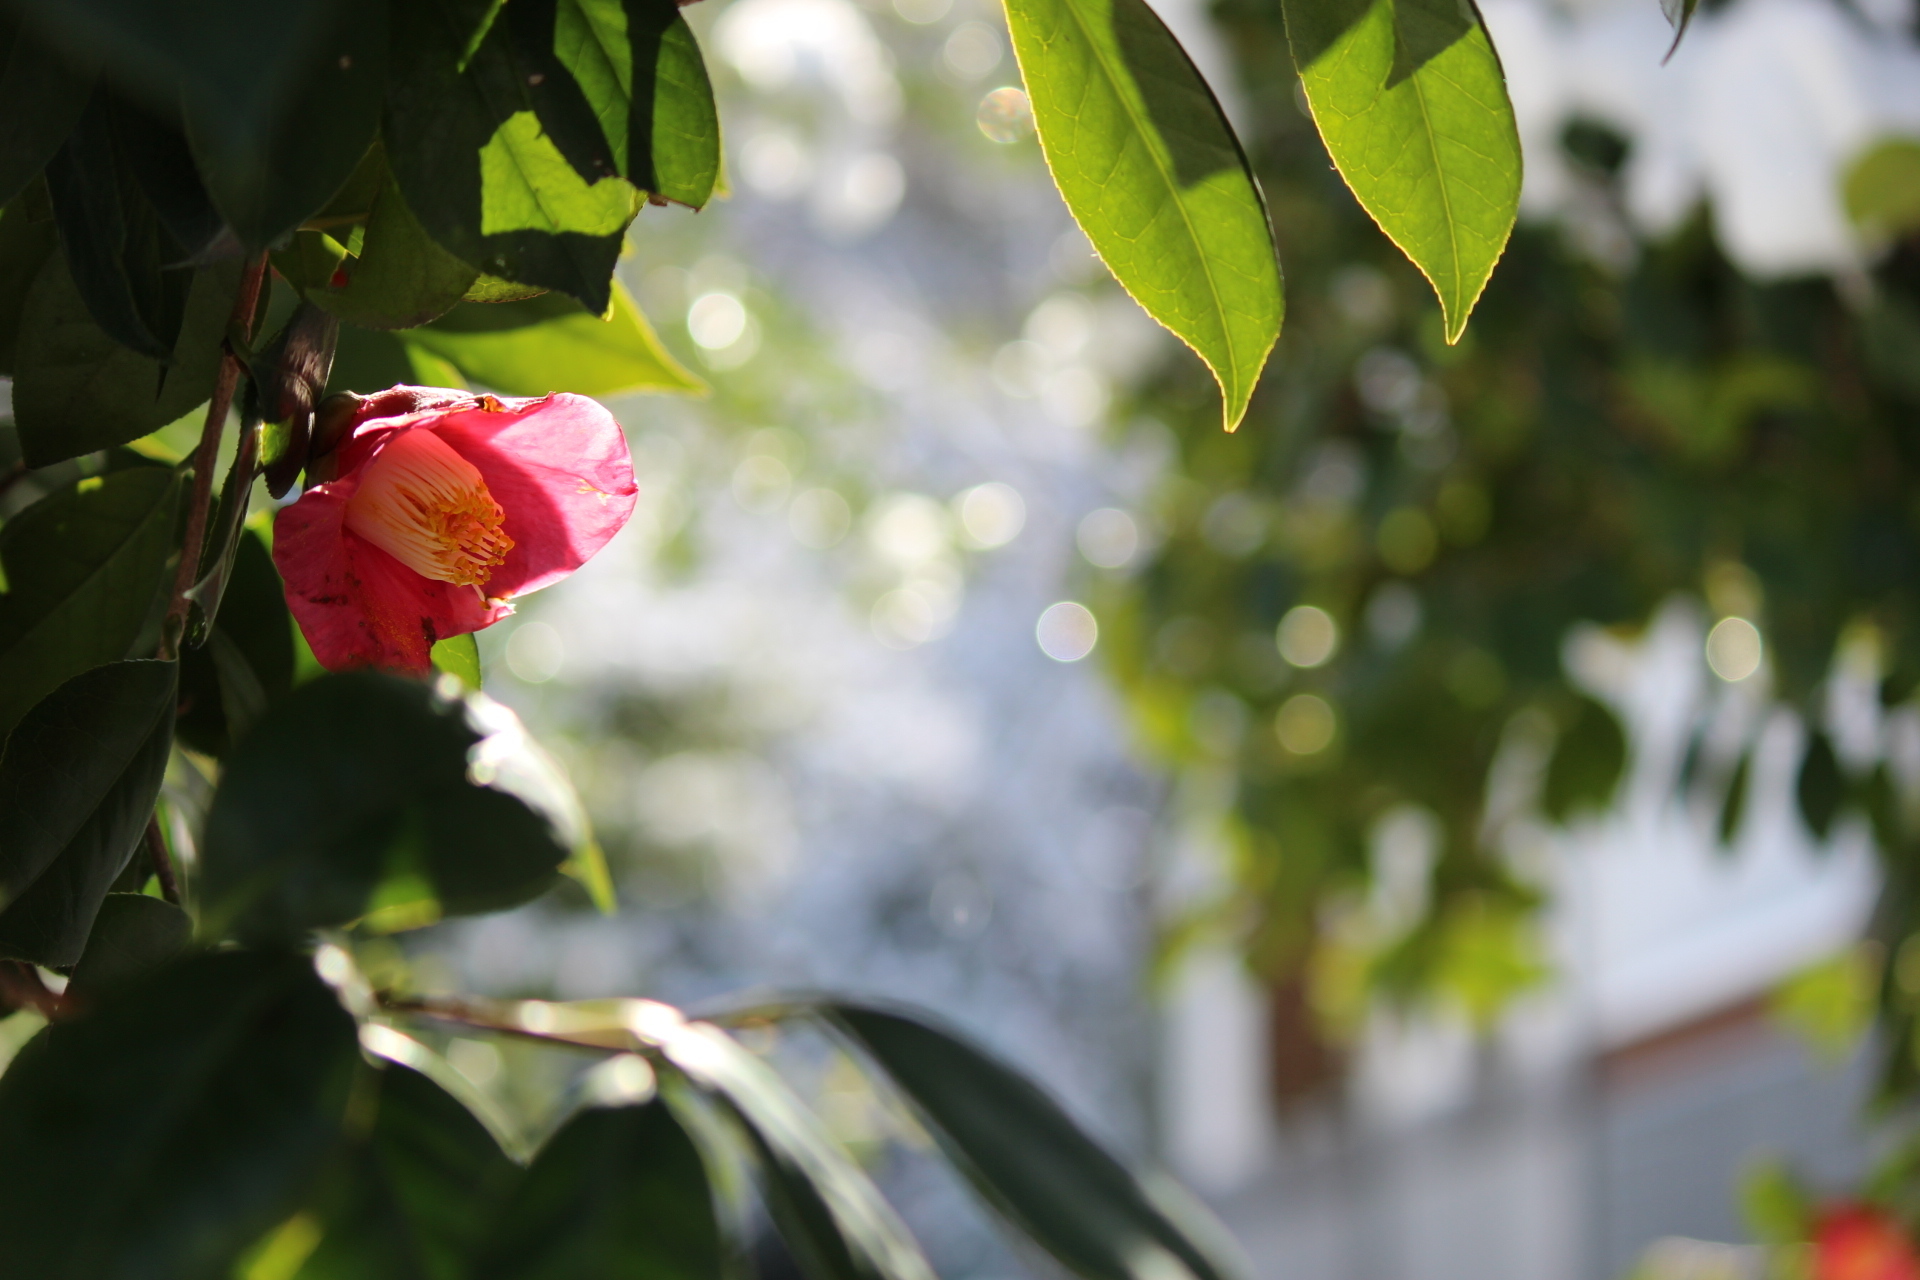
(158, 252, 270, 663)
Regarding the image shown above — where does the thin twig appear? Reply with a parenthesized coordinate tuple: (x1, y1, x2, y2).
(380, 992, 637, 1055)
(146, 816, 180, 905)
(0, 962, 64, 1020)
(159, 252, 269, 662)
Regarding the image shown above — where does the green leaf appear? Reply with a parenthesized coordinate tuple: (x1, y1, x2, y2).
(1004, 0, 1281, 430)
(1540, 695, 1627, 823)
(315, 174, 481, 330)
(1845, 138, 1920, 244)
(11, 0, 384, 251)
(0, 467, 178, 738)
(0, 949, 360, 1280)
(1284, 0, 1520, 343)
(14, 252, 241, 466)
(292, 1064, 521, 1280)
(185, 0, 386, 250)
(656, 1018, 935, 1280)
(67, 892, 193, 1000)
(0, 659, 176, 967)
(177, 528, 296, 757)
(828, 1005, 1242, 1280)
(43, 93, 191, 359)
(1796, 730, 1845, 841)
(0, 189, 58, 374)
(1719, 749, 1751, 846)
(557, 0, 722, 208)
(0, 14, 91, 208)
(476, 1091, 722, 1279)
(386, 0, 640, 314)
(409, 279, 705, 396)
(431, 634, 483, 690)
(201, 672, 570, 943)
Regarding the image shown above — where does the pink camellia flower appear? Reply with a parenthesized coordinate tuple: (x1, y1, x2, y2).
(274, 386, 637, 674)
(1816, 1204, 1920, 1280)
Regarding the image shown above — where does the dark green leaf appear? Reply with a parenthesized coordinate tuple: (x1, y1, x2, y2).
(13, 0, 379, 246)
(1719, 750, 1751, 846)
(1005, 0, 1281, 429)
(829, 1005, 1241, 1280)
(385, 0, 640, 314)
(557, 0, 722, 208)
(0, 14, 91, 208)
(0, 949, 360, 1279)
(1540, 695, 1627, 823)
(1283, 0, 1520, 342)
(110, 95, 227, 262)
(295, 1064, 521, 1280)
(66, 892, 192, 999)
(477, 1092, 721, 1280)
(44, 92, 189, 358)
(177, 528, 296, 757)
(657, 1019, 935, 1280)
(314, 174, 480, 330)
(0, 188, 59, 374)
(13, 252, 241, 466)
(201, 672, 569, 942)
(0, 659, 176, 967)
(410, 279, 703, 395)
(1797, 730, 1845, 842)
(0, 468, 178, 738)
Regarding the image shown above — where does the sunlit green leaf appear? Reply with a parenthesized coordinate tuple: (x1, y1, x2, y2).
(557, 0, 722, 208)
(409, 279, 705, 396)
(1005, 0, 1281, 429)
(0, 950, 360, 1279)
(1283, 0, 1520, 342)
(0, 467, 178, 738)
(431, 634, 484, 691)
(386, 1, 639, 314)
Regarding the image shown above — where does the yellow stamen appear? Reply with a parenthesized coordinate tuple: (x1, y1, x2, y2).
(344, 429, 513, 587)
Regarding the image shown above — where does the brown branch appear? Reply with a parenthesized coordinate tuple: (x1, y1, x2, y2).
(0, 962, 65, 1021)
(146, 816, 180, 905)
(159, 253, 270, 662)
(379, 992, 638, 1055)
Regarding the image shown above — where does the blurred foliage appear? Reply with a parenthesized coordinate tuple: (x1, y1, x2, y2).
(1105, 1, 1920, 1054)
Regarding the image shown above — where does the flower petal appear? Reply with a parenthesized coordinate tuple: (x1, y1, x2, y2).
(274, 478, 508, 674)
(424, 393, 638, 598)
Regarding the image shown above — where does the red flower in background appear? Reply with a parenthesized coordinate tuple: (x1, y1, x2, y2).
(275, 386, 637, 674)
(1817, 1204, 1920, 1280)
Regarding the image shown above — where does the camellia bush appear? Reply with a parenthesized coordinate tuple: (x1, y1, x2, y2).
(0, 0, 1766, 1271)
